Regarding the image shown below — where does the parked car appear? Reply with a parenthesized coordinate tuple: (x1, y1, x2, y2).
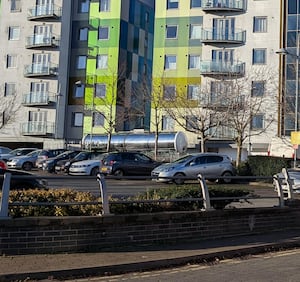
(274, 168, 300, 193)
(42, 150, 82, 173)
(151, 153, 235, 185)
(0, 146, 12, 156)
(55, 151, 104, 174)
(35, 149, 67, 169)
(0, 147, 39, 162)
(0, 159, 7, 170)
(68, 154, 104, 176)
(6, 149, 42, 171)
(99, 152, 162, 176)
(0, 168, 47, 190)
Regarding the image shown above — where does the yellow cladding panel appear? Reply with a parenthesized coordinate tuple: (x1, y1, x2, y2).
(291, 131, 300, 145)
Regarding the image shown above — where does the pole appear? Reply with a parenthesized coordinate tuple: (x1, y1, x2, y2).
(294, 33, 299, 168)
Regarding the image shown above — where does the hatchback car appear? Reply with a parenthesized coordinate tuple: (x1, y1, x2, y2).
(35, 149, 66, 169)
(99, 152, 162, 177)
(42, 150, 82, 173)
(55, 151, 104, 174)
(0, 168, 47, 190)
(0, 146, 12, 156)
(0, 147, 39, 162)
(6, 149, 42, 171)
(151, 153, 235, 184)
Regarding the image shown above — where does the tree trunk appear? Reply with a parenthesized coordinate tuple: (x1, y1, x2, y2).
(236, 136, 243, 167)
(106, 132, 112, 153)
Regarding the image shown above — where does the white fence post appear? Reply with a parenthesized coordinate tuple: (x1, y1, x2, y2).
(273, 174, 285, 207)
(197, 174, 212, 210)
(0, 173, 11, 219)
(96, 173, 110, 215)
(282, 168, 294, 200)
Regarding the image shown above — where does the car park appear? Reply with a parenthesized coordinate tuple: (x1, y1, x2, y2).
(35, 149, 66, 169)
(99, 152, 162, 176)
(151, 153, 235, 185)
(68, 154, 104, 176)
(6, 149, 42, 171)
(42, 150, 82, 173)
(0, 168, 47, 190)
(0, 147, 39, 162)
(55, 151, 104, 174)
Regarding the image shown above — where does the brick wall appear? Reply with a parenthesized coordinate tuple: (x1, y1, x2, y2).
(1, 208, 300, 255)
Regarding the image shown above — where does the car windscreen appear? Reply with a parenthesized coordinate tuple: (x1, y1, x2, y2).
(172, 155, 192, 164)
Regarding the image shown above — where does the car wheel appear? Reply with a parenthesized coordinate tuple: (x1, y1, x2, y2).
(173, 173, 185, 185)
(22, 162, 33, 171)
(114, 169, 124, 178)
(90, 167, 99, 176)
(221, 171, 233, 184)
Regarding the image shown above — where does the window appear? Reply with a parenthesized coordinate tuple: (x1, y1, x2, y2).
(79, 0, 89, 13)
(8, 26, 20, 40)
(6, 54, 17, 68)
(74, 83, 85, 98)
(167, 0, 179, 9)
(162, 115, 175, 131)
(253, 17, 267, 33)
(72, 112, 83, 127)
(186, 115, 198, 131)
(10, 0, 21, 12)
(165, 55, 177, 70)
(4, 83, 16, 96)
(99, 0, 110, 12)
(190, 0, 201, 8)
(163, 85, 176, 100)
(189, 55, 200, 69)
(190, 24, 201, 39)
(76, 56, 87, 69)
(166, 25, 178, 39)
(95, 83, 106, 98)
(98, 26, 109, 40)
(79, 27, 88, 41)
(251, 81, 265, 97)
(97, 54, 108, 69)
(188, 85, 200, 100)
(93, 112, 105, 127)
(251, 114, 264, 129)
(252, 49, 266, 64)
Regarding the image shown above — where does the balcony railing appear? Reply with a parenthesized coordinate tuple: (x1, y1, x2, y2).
(24, 63, 58, 77)
(201, 95, 245, 110)
(25, 34, 60, 48)
(200, 61, 245, 76)
(21, 122, 55, 136)
(201, 28, 246, 44)
(27, 4, 62, 20)
(208, 126, 237, 139)
(22, 92, 57, 106)
(201, 0, 246, 12)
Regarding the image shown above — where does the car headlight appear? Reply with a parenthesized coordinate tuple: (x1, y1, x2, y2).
(162, 167, 175, 172)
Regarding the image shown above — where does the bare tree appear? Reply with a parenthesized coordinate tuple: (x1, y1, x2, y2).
(0, 94, 20, 132)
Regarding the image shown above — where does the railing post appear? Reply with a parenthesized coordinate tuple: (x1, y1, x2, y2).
(273, 174, 285, 207)
(96, 173, 110, 215)
(0, 172, 11, 219)
(282, 168, 294, 199)
(197, 174, 212, 210)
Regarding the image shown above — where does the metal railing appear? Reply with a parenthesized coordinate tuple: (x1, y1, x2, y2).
(1, 170, 293, 219)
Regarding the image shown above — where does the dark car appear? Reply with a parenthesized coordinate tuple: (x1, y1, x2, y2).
(0, 168, 47, 190)
(42, 151, 82, 173)
(35, 149, 67, 169)
(55, 151, 104, 174)
(99, 152, 162, 176)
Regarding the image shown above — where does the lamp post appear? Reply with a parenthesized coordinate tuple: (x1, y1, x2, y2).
(276, 33, 300, 167)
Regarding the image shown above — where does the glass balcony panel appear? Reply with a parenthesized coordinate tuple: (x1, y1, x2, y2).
(25, 34, 60, 48)
(22, 92, 57, 105)
(201, 28, 246, 44)
(200, 61, 245, 76)
(27, 4, 62, 19)
(21, 122, 55, 136)
(24, 63, 58, 77)
(201, 0, 246, 12)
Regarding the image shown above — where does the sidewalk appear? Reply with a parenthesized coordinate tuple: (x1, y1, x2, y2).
(1, 230, 300, 281)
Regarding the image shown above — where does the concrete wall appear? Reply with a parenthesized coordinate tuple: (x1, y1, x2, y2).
(1, 208, 300, 255)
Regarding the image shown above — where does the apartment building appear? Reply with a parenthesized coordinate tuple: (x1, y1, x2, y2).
(152, 0, 281, 160)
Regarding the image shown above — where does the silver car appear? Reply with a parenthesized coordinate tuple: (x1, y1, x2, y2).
(6, 149, 42, 171)
(151, 153, 235, 184)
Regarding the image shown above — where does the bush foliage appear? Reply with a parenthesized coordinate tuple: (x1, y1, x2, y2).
(3, 184, 252, 217)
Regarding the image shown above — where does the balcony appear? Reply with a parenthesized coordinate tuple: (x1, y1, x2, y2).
(25, 34, 60, 49)
(24, 63, 58, 77)
(21, 122, 55, 136)
(201, 0, 246, 13)
(22, 92, 57, 106)
(201, 95, 245, 110)
(27, 4, 62, 20)
(208, 126, 237, 139)
(201, 28, 246, 45)
(200, 61, 245, 77)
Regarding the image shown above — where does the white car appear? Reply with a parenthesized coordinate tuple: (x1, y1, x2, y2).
(69, 158, 102, 176)
(274, 168, 300, 193)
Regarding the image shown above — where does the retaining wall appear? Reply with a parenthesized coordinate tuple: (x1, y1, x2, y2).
(1, 207, 300, 255)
